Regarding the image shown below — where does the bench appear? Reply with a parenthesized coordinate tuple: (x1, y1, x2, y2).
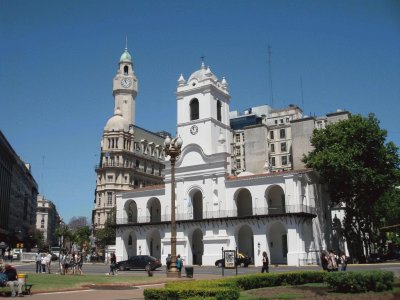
(0, 282, 33, 296)
(24, 283, 33, 295)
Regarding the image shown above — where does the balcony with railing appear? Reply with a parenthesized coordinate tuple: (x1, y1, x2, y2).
(116, 204, 316, 225)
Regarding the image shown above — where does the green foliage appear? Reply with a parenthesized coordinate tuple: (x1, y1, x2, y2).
(233, 271, 326, 290)
(144, 278, 239, 299)
(144, 285, 239, 300)
(144, 272, 325, 299)
(94, 208, 116, 248)
(325, 270, 394, 293)
(303, 113, 400, 256)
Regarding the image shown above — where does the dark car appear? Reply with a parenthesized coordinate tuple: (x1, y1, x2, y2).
(367, 253, 384, 263)
(215, 252, 252, 268)
(116, 255, 162, 271)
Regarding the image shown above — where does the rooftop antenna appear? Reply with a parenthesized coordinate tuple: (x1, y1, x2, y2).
(267, 45, 274, 108)
(41, 155, 45, 195)
(300, 75, 305, 112)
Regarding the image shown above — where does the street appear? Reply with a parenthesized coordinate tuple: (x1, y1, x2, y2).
(14, 261, 400, 277)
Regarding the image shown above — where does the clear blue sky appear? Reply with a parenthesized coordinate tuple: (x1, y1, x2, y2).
(1, 0, 399, 223)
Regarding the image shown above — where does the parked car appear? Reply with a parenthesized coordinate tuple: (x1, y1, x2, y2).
(367, 253, 385, 263)
(116, 255, 162, 271)
(215, 252, 252, 267)
(12, 248, 24, 260)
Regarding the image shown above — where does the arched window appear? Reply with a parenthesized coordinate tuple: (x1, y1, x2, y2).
(217, 100, 222, 121)
(190, 98, 199, 120)
(124, 66, 129, 75)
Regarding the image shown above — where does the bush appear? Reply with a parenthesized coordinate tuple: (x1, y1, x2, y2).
(144, 279, 239, 300)
(325, 270, 394, 293)
(234, 271, 326, 290)
(143, 270, 395, 299)
(143, 286, 239, 300)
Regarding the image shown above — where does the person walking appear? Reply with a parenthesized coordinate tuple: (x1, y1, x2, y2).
(340, 251, 347, 271)
(166, 254, 171, 270)
(41, 254, 46, 273)
(35, 251, 42, 273)
(109, 252, 117, 275)
(76, 252, 83, 275)
(176, 254, 183, 272)
(261, 251, 269, 273)
(45, 252, 52, 274)
(327, 250, 338, 272)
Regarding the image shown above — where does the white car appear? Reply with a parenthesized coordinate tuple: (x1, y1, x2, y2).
(12, 248, 23, 260)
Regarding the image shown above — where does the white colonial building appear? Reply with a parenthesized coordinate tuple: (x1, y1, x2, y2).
(115, 62, 335, 267)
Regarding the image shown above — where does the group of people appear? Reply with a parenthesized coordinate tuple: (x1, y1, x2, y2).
(0, 259, 24, 297)
(35, 251, 84, 275)
(165, 254, 184, 272)
(35, 252, 53, 273)
(59, 251, 84, 275)
(321, 250, 347, 272)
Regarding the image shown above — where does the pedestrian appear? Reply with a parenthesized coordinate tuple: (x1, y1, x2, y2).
(1, 264, 24, 297)
(109, 252, 117, 275)
(76, 252, 83, 275)
(320, 250, 328, 271)
(340, 251, 347, 271)
(45, 252, 52, 274)
(261, 251, 269, 273)
(166, 254, 171, 270)
(41, 254, 46, 273)
(176, 254, 183, 272)
(327, 250, 338, 272)
(35, 251, 41, 273)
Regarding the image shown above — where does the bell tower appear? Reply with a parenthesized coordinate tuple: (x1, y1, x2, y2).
(176, 62, 232, 155)
(112, 44, 138, 124)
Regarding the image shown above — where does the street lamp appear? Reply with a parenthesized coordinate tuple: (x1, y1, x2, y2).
(58, 219, 65, 275)
(164, 135, 183, 277)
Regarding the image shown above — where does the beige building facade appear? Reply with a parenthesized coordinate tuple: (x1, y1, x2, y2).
(93, 47, 166, 228)
(36, 195, 60, 246)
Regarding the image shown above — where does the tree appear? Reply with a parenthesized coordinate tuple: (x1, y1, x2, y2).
(303, 113, 400, 258)
(94, 208, 116, 249)
(27, 226, 44, 250)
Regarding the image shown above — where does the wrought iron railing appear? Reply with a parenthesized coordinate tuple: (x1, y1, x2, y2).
(116, 204, 315, 225)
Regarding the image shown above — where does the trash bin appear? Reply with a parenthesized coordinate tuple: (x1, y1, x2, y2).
(17, 273, 26, 286)
(185, 266, 193, 278)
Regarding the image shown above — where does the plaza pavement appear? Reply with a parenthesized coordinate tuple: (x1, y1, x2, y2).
(25, 272, 222, 300)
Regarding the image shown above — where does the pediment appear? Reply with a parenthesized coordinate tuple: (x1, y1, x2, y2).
(177, 143, 212, 168)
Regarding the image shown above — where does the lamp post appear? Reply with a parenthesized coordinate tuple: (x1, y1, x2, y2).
(58, 219, 65, 275)
(164, 135, 183, 278)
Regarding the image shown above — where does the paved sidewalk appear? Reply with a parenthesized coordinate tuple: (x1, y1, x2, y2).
(27, 273, 220, 300)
